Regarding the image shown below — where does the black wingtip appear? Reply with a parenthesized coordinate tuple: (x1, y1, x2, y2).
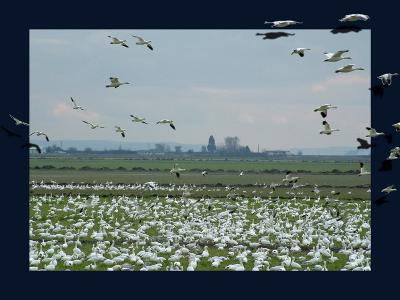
(321, 112, 327, 118)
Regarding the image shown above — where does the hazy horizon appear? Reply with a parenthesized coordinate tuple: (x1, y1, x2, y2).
(30, 29, 371, 151)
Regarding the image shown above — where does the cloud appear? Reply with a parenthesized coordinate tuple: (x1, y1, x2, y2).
(311, 74, 369, 93)
(52, 103, 100, 120)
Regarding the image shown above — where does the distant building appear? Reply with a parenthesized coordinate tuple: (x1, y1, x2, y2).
(262, 150, 291, 156)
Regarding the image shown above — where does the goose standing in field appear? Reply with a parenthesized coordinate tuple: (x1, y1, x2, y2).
(170, 164, 186, 178)
(201, 171, 208, 176)
(130, 115, 148, 124)
(365, 127, 384, 138)
(264, 20, 302, 28)
(377, 73, 398, 86)
(339, 14, 370, 22)
(393, 122, 400, 132)
(313, 104, 337, 118)
(320, 121, 340, 135)
(30, 131, 49, 142)
(156, 119, 176, 130)
(358, 163, 371, 176)
(323, 50, 351, 62)
(291, 48, 311, 57)
(107, 35, 129, 48)
(335, 64, 364, 73)
(132, 35, 153, 50)
(114, 126, 126, 138)
(381, 185, 397, 194)
(21, 142, 41, 154)
(82, 120, 105, 129)
(106, 77, 130, 88)
(9, 114, 29, 126)
(70, 97, 84, 110)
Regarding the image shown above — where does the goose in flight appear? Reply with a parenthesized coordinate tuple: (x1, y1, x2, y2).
(291, 48, 310, 57)
(106, 77, 130, 88)
(381, 185, 397, 195)
(132, 35, 153, 50)
(156, 119, 176, 130)
(21, 142, 41, 154)
(320, 121, 340, 135)
(70, 97, 84, 110)
(201, 171, 208, 176)
(255, 32, 295, 40)
(388, 147, 400, 160)
(264, 20, 302, 28)
(377, 73, 398, 86)
(82, 120, 105, 129)
(9, 114, 29, 126)
(170, 164, 186, 178)
(282, 171, 299, 184)
(130, 115, 148, 124)
(358, 162, 371, 176)
(107, 35, 129, 48)
(366, 127, 385, 138)
(335, 64, 364, 73)
(30, 131, 49, 142)
(114, 126, 126, 138)
(313, 104, 337, 118)
(393, 122, 400, 132)
(339, 14, 370, 22)
(1, 125, 22, 138)
(323, 50, 351, 62)
(356, 138, 374, 149)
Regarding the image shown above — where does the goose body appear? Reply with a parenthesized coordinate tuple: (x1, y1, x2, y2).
(82, 120, 105, 129)
(381, 185, 396, 194)
(107, 35, 129, 48)
(339, 14, 370, 22)
(323, 50, 351, 62)
(156, 119, 176, 130)
(130, 115, 148, 124)
(393, 122, 400, 132)
(264, 20, 302, 28)
(388, 147, 400, 160)
(282, 171, 299, 184)
(30, 131, 49, 142)
(170, 164, 186, 178)
(132, 35, 153, 50)
(365, 127, 384, 138)
(320, 121, 340, 135)
(291, 48, 310, 57)
(377, 73, 398, 86)
(114, 126, 126, 138)
(314, 104, 337, 118)
(335, 64, 364, 73)
(70, 97, 84, 110)
(9, 114, 29, 126)
(106, 77, 130, 88)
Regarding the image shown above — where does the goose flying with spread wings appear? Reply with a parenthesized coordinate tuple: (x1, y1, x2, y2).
(170, 164, 186, 178)
(335, 64, 364, 73)
(21, 142, 41, 154)
(314, 104, 337, 118)
(365, 127, 385, 138)
(130, 115, 148, 124)
(114, 126, 126, 138)
(106, 77, 130, 88)
(323, 50, 351, 62)
(70, 97, 84, 110)
(264, 20, 302, 28)
(82, 120, 105, 129)
(320, 121, 340, 135)
(339, 14, 370, 22)
(356, 138, 374, 149)
(30, 131, 49, 142)
(291, 48, 311, 57)
(9, 114, 29, 126)
(381, 185, 397, 194)
(132, 35, 153, 50)
(156, 119, 176, 130)
(107, 35, 129, 48)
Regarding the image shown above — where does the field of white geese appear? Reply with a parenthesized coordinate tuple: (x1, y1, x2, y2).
(29, 181, 371, 271)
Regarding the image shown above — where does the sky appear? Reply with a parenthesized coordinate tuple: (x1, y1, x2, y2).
(30, 29, 371, 151)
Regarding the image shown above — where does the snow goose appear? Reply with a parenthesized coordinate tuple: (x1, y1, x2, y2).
(9, 114, 29, 126)
(70, 97, 84, 110)
(313, 104, 337, 118)
(388, 147, 400, 160)
(132, 35, 153, 50)
(291, 48, 311, 57)
(170, 164, 186, 178)
(358, 163, 370, 176)
(335, 64, 364, 73)
(365, 127, 384, 138)
(156, 119, 176, 130)
(393, 122, 400, 132)
(264, 20, 302, 28)
(356, 138, 374, 149)
(106, 77, 130, 88)
(323, 50, 351, 62)
(339, 14, 370, 22)
(320, 121, 340, 135)
(381, 185, 397, 194)
(255, 32, 295, 40)
(377, 73, 398, 86)
(114, 126, 126, 138)
(282, 171, 299, 184)
(130, 115, 148, 124)
(30, 131, 49, 142)
(21, 142, 41, 154)
(107, 35, 129, 48)
(82, 120, 105, 129)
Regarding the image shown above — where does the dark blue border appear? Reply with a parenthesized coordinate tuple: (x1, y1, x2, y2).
(2, 0, 399, 298)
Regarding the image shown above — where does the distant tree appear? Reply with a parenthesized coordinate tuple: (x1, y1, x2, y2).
(201, 145, 207, 153)
(224, 136, 240, 153)
(207, 135, 217, 153)
(45, 144, 63, 153)
(297, 150, 303, 156)
(154, 143, 170, 153)
(175, 145, 182, 153)
(187, 149, 194, 153)
(84, 147, 92, 153)
(66, 147, 78, 153)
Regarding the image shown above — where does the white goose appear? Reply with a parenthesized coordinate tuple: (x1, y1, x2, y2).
(30, 131, 49, 142)
(70, 97, 84, 110)
(291, 48, 311, 57)
(264, 20, 302, 28)
(335, 64, 364, 73)
(381, 185, 397, 194)
(358, 162, 371, 176)
(107, 35, 129, 48)
(82, 120, 105, 129)
(377, 73, 398, 86)
(106, 77, 130, 88)
(132, 35, 153, 50)
(9, 114, 29, 126)
(323, 50, 351, 62)
(130, 115, 148, 124)
(282, 171, 299, 184)
(313, 104, 337, 118)
(365, 127, 384, 138)
(393, 122, 400, 132)
(339, 14, 370, 22)
(388, 147, 400, 160)
(114, 126, 126, 138)
(156, 119, 176, 130)
(320, 121, 340, 135)
(170, 164, 186, 178)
